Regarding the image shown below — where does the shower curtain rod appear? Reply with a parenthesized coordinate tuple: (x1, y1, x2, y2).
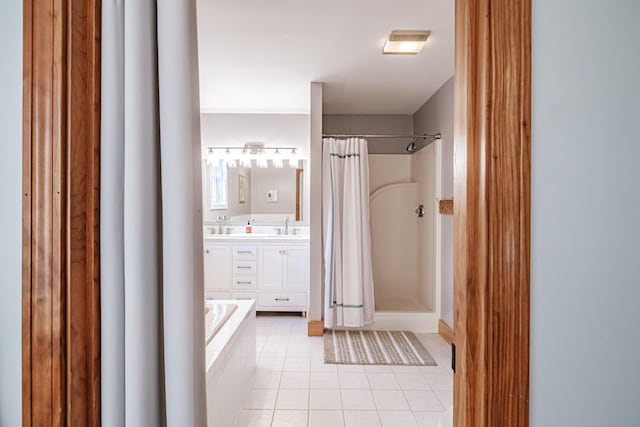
(322, 133, 441, 140)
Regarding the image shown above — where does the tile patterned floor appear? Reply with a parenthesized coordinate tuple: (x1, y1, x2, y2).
(235, 313, 452, 427)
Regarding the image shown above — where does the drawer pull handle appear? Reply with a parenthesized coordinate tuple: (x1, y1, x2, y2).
(237, 251, 253, 254)
(236, 266, 252, 269)
(275, 298, 290, 302)
(236, 281, 252, 285)
(236, 297, 252, 300)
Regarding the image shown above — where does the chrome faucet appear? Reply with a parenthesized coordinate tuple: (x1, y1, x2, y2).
(284, 216, 289, 235)
(217, 216, 226, 234)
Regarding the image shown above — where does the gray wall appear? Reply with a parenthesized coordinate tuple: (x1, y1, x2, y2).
(323, 114, 413, 154)
(0, 0, 23, 424)
(531, 1, 640, 425)
(251, 167, 297, 216)
(413, 77, 454, 327)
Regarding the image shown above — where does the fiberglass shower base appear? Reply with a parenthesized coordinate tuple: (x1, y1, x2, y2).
(375, 293, 431, 312)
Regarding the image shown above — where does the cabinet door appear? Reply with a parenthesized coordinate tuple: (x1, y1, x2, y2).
(204, 244, 232, 291)
(283, 245, 308, 290)
(259, 246, 284, 289)
(205, 290, 231, 300)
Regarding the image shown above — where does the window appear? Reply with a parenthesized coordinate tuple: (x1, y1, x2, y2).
(208, 159, 228, 210)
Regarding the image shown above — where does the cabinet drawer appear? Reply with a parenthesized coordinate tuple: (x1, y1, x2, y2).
(205, 290, 231, 300)
(258, 291, 307, 308)
(233, 261, 257, 275)
(232, 291, 257, 301)
(232, 276, 257, 289)
(232, 245, 258, 260)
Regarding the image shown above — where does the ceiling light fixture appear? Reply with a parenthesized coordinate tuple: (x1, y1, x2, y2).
(383, 30, 430, 55)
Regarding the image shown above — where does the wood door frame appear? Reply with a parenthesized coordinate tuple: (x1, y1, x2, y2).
(20, 0, 530, 424)
(22, 0, 101, 425)
(295, 168, 303, 221)
(453, 0, 531, 426)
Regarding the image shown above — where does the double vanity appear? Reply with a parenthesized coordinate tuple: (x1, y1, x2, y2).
(203, 230, 310, 315)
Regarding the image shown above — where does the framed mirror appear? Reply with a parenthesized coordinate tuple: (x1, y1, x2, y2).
(204, 160, 305, 222)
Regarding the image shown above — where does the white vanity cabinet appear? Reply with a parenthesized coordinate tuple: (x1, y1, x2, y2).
(203, 237, 309, 313)
(258, 245, 309, 312)
(259, 246, 308, 290)
(204, 244, 232, 299)
(230, 244, 258, 302)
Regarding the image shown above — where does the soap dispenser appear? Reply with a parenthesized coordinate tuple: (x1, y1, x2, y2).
(245, 221, 252, 234)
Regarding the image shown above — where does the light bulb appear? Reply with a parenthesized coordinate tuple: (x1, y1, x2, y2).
(272, 149, 283, 168)
(288, 149, 299, 168)
(222, 148, 236, 167)
(257, 157, 268, 168)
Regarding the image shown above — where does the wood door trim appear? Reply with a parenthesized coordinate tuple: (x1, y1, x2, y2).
(307, 320, 324, 337)
(22, 0, 101, 425)
(438, 199, 454, 215)
(295, 168, 303, 221)
(453, 0, 531, 426)
(438, 319, 454, 345)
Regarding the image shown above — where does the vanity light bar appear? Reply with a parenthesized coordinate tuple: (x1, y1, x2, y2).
(206, 145, 301, 168)
(206, 145, 299, 154)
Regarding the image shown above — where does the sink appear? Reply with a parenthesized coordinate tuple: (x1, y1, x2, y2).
(205, 233, 308, 239)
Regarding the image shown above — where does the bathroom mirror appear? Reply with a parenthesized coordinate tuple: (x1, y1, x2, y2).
(204, 160, 305, 223)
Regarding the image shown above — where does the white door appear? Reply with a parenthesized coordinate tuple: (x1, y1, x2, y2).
(283, 245, 308, 289)
(259, 246, 284, 289)
(204, 244, 232, 291)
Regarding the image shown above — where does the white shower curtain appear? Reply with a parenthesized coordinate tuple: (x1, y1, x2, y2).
(322, 138, 375, 328)
(101, 0, 206, 425)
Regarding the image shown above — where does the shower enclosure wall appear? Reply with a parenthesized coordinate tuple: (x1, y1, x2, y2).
(368, 147, 436, 314)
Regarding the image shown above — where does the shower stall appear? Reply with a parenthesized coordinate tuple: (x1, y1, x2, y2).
(370, 140, 439, 332)
(322, 131, 442, 333)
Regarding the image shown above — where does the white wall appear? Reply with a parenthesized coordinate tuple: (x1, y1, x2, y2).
(200, 113, 310, 158)
(309, 83, 323, 321)
(0, 0, 22, 424)
(413, 77, 454, 326)
(531, 1, 640, 425)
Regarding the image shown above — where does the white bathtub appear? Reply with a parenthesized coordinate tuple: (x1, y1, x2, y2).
(205, 301, 238, 344)
(205, 299, 256, 427)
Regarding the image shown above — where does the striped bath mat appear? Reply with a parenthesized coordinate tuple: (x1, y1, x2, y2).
(324, 330, 437, 366)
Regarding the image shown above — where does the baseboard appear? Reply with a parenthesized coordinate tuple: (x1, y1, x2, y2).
(364, 312, 439, 334)
(308, 314, 440, 335)
(438, 319, 454, 344)
(307, 320, 324, 337)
